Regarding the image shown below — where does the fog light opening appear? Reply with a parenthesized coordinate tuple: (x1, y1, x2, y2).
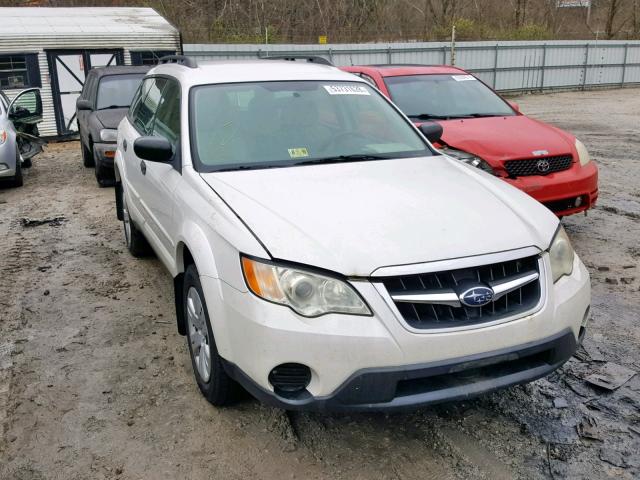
(574, 196, 583, 207)
(269, 363, 311, 397)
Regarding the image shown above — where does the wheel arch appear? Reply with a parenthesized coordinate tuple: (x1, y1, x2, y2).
(173, 226, 219, 336)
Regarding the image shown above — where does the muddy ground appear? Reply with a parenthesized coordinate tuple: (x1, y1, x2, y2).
(1, 88, 639, 480)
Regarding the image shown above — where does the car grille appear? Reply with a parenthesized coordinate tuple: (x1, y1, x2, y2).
(381, 255, 541, 330)
(504, 155, 573, 177)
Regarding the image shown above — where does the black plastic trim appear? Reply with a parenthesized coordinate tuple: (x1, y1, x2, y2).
(221, 329, 577, 412)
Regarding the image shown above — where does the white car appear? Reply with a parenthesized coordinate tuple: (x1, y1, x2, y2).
(114, 56, 590, 411)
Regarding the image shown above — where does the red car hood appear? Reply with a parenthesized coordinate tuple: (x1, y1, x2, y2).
(433, 115, 576, 165)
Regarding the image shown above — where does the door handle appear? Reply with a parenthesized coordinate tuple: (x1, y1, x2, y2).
(140, 160, 146, 175)
(123, 139, 127, 151)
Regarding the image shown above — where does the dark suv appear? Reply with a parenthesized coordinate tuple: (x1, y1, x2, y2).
(76, 65, 149, 186)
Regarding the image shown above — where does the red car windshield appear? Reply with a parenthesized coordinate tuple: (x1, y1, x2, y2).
(385, 74, 515, 120)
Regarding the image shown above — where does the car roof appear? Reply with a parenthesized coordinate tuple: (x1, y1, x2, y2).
(148, 60, 363, 87)
(344, 64, 468, 77)
(88, 65, 151, 78)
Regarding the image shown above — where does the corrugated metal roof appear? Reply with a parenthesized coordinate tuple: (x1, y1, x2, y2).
(0, 7, 176, 36)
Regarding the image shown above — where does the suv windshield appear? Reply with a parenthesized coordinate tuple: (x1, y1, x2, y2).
(97, 74, 145, 110)
(385, 74, 515, 119)
(190, 81, 432, 171)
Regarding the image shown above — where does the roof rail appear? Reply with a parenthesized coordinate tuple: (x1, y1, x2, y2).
(158, 55, 197, 68)
(262, 55, 333, 66)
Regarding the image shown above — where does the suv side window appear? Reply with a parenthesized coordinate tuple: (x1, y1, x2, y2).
(81, 73, 95, 104)
(152, 79, 180, 147)
(132, 77, 166, 135)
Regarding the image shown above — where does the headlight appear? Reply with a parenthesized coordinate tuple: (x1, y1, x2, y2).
(441, 147, 496, 175)
(549, 226, 575, 283)
(99, 128, 118, 142)
(575, 139, 591, 166)
(241, 256, 371, 317)
(0, 129, 7, 145)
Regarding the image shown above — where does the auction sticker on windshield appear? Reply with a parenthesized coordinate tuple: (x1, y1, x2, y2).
(288, 147, 309, 158)
(324, 85, 370, 95)
(452, 75, 476, 82)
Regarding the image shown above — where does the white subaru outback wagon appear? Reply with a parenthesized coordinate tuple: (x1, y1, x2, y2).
(114, 55, 590, 411)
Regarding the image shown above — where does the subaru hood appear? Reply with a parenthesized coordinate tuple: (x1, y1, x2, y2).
(437, 115, 576, 164)
(200, 156, 559, 276)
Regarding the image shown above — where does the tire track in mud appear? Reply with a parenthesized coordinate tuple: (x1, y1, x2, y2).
(0, 212, 33, 454)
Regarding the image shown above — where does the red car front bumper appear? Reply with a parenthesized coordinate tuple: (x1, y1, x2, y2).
(503, 162, 599, 217)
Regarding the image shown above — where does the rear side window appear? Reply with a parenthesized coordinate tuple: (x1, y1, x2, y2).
(152, 80, 180, 146)
(132, 77, 166, 135)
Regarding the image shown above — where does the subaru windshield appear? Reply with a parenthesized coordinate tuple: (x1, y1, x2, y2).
(190, 81, 433, 172)
(385, 74, 516, 120)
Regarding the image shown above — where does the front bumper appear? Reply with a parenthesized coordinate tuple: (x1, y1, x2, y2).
(204, 253, 590, 412)
(0, 135, 18, 178)
(223, 329, 577, 412)
(93, 142, 117, 169)
(0, 163, 17, 178)
(503, 162, 598, 217)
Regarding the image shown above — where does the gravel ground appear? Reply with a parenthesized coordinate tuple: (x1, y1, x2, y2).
(0, 88, 639, 480)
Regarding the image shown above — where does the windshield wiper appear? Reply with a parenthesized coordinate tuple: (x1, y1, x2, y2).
(98, 105, 129, 110)
(410, 113, 507, 120)
(408, 113, 450, 120)
(449, 113, 507, 119)
(293, 154, 389, 166)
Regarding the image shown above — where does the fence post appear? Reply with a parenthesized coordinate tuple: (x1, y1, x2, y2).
(442, 46, 447, 65)
(450, 25, 456, 66)
(582, 43, 589, 91)
(540, 43, 547, 92)
(621, 43, 629, 86)
(493, 44, 499, 88)
(387, 46, 392, 64)
(328, 48, 333, 64)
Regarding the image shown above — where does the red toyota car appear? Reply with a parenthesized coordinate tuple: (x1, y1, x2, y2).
(342, 65, 598, 217)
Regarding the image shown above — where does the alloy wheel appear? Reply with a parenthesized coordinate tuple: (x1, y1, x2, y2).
(187, 286, 212, 383)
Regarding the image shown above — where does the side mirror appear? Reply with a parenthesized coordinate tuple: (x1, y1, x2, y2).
(419, 122, 444, 143)
(134, 136, 173, 163)
(508, 100, 520, 113)
(76, 99, 93, 111)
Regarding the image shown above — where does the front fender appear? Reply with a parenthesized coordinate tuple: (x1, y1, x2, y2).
(175, 221, 219, 278)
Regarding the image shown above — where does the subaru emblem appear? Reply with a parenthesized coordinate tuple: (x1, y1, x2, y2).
(459, 286, 494, 307)
(536, 159, 551, 173)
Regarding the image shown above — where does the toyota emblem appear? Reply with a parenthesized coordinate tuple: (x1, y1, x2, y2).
(536, 159, 551, 173)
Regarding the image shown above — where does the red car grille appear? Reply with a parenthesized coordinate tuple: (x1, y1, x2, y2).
(504, 155, 573, 177)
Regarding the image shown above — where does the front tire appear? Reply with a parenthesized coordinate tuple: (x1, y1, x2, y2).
(94, 149, 115, 187)
(81, 136, 94, 168)
(122, 193, 151, 257)
(9, 147, 23, 188)
(184, 264, 236, 406)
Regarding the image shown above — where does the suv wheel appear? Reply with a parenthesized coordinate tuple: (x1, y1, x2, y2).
(82, 137, 95, 168)
(122, 194, 151, 257)
(184, 264, 236, 406)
